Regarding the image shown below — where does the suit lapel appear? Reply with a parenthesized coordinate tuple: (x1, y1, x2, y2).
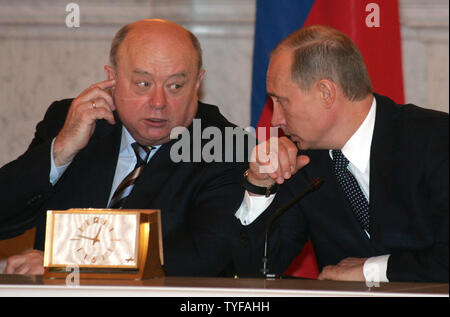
(368, 95, 398, 252)
(303, 96, 401, 253)
(122, 140, 178, 209)
(121, 101, 215, 209)
(71, 121, 122, 208)
(303, 150, 373, 240)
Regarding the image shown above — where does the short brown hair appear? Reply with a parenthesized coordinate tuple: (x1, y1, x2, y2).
(109, 23, 203, 73)
(274, 25, 373, 101)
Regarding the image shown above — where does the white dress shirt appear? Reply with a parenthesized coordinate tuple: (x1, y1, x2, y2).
(50, 126, 161, 206)
(235, 97, 390, 282)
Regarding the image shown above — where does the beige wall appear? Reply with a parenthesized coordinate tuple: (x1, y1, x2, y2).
(0, 0, 448, 167)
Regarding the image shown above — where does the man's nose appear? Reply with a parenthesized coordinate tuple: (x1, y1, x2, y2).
(271, 102, 285, 127)
(149, 86, 166, 109)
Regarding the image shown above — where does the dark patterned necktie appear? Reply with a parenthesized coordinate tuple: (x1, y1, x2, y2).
(108, 142, 152, 209)
(332, 150, 370, 232)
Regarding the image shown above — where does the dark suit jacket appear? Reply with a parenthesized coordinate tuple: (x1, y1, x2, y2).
(235, 94, 449, 282)
(0, 99, 250, 277)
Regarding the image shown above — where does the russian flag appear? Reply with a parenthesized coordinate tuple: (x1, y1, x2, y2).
(251, 0, 404, 278)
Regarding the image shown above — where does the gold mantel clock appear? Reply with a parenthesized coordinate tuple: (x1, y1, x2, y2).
(43, 209, 164, 279)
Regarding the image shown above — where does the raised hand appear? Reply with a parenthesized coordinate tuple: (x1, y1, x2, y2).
(53, 79, 116, 166)
(247, 136, 310, 191)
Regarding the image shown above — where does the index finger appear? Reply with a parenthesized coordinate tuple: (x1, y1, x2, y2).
(92, 78, 116, 90)
(279, 136, 300, 171)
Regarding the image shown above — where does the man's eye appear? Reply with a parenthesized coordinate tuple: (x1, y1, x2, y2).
(272, 97, 282, 106)
(136, 81, 149, 88)
(276, 98, 288, 107)
(168, 83, 183, 90)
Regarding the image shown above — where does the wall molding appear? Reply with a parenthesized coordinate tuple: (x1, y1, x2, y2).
(400, 0, 449, 43)
(0, 0, 255, 40)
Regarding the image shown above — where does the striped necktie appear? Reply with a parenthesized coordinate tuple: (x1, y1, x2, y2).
(108, 142, 152, 209)
(332, 150, 370, 232)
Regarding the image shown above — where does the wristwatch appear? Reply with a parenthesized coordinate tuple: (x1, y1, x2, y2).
(243, 170, 278, 197)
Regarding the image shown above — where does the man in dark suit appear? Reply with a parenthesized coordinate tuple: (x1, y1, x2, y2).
(0, 19, 249, 276)
(235, 25, 448, 282)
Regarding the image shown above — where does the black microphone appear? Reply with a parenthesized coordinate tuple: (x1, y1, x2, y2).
(260, 178, 324, 278)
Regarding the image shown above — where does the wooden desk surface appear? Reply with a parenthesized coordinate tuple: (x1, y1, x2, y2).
(0, 274, 447, 297)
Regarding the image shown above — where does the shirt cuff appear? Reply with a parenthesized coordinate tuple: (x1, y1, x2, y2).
(49, 138, 71, 185)
(234, 191, 276, 225)
(363, 254, 390, 283)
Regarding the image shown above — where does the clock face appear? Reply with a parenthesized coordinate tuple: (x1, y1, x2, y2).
(47, 211, 140, 268)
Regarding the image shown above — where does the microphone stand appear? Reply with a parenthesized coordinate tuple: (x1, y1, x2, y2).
(261, 178, 324, 278)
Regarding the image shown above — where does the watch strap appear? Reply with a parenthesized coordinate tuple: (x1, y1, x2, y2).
(243, 170, 278, 197)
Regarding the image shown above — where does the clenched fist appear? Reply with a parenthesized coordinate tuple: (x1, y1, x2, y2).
(247, 136, 310, 192)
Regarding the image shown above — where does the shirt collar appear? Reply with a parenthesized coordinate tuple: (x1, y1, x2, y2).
(331, 96, 377, 174)
(119, 126, 161, 158)
(119, 126, 136, 157)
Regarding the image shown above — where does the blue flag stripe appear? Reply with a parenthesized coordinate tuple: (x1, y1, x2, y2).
(250, 0, 315, 127)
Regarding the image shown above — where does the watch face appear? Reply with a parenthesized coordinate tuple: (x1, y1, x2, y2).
(48, 211, 140, 267)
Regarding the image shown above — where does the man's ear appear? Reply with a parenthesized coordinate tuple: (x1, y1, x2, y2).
(196, 69, 206, 89)
(104, 65, 117, 99)
(104, 65, 116, 81)
(318, 79, 336, 108)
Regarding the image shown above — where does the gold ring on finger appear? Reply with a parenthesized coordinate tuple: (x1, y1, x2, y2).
(91, 100, 96, 109)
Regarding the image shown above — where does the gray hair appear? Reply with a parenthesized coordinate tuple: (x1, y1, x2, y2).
(274, 25, 373, 101)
